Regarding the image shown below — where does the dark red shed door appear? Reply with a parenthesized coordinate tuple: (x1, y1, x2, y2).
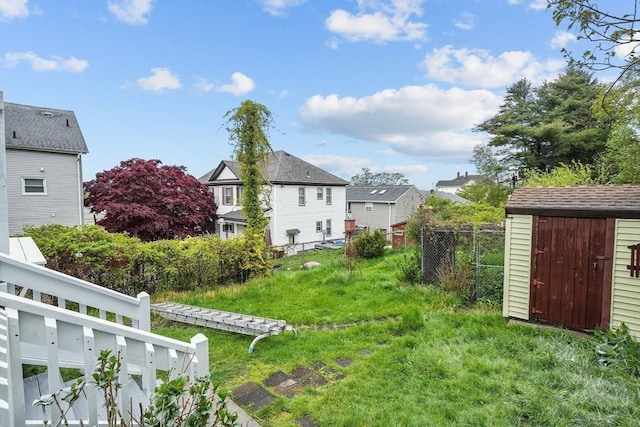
(530, 216, 614, 330)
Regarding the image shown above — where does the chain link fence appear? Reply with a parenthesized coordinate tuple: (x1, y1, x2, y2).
(420, 225, 505, 302)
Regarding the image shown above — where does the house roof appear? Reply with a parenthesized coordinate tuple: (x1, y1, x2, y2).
(219, 209, 247, 223)
(346, 185, 420, 203)
(201, 150, 348, 186)
(422, 189, 471, 204)
(506, 185, 640, 218)
(4, 102, 88, 154)
(436, 172, 482, 187)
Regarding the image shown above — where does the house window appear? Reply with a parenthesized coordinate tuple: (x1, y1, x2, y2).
(289, 234, 296, 245)
(365, 202, 373, 212)
(23, 178, 47, 195)
(223, 187, 233, 205)
(222, 223, 235, 233)
(235, 187, 243, 205)
(326, 219, 332, 236)
(316, 221, 323, 233)
(317, 187, 323, 200)
(298, 187, 306, 206)
(326, 188, 332, 205)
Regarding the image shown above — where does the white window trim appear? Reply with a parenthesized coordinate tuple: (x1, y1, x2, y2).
(325, 187, 332, 205)
(22, 177, 47, 195)
(315, 221, 323, 232)
(298, 187, 306, 206)
(365, 202, 373, 212)
(317, 187, 323, 200)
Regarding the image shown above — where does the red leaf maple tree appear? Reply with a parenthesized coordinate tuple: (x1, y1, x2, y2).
(84, 159, 216, 241)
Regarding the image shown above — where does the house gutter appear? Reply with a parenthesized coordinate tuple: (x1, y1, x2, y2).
(0, 91, 9, 255)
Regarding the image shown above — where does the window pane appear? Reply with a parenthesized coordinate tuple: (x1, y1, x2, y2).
(24, 178, 45, 193)
(326, 219, 332, 235)
(326, 188, 332, 205)
(299, 188, 305, 206)
(316, 221, 322, 232)
(317, 187, 323, 200)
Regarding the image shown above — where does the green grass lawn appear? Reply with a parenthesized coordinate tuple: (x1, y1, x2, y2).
(153, 249, 640, 427)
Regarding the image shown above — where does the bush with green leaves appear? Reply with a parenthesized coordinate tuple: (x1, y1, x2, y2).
(592, 323, 640, 377)
(21, 225, 271, 295)
(353, 229, 388, 259)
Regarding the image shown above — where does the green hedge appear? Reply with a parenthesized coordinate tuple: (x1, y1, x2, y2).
(22, 225, 268, 295)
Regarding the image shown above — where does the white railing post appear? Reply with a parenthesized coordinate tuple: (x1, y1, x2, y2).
(116, 335, 130, 424)
(5, 308, 24, 426)
(191, 333, 209, 378)
(168, 349, 179, 380)
(45, 317, 62, 423)
(144, 342, 156, 395)
(137, 292, 151, 331)
(0, 309, 10, 427)
(83, 326, 98, 426)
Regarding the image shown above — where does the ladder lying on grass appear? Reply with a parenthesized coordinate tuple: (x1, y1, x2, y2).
(151, 302, 296, 353)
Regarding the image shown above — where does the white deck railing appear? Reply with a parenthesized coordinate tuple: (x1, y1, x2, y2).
(0, 252, 150, 330)
(1, 292, 208, 426)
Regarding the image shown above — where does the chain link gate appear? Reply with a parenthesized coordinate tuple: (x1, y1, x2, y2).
(420, 225, 505, 302)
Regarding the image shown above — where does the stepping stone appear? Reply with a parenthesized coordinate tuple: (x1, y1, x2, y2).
(297, 416, 319, 427)
(358, 348, 373, 357)
(274, 378, 299, 397)
(264, 370, 290, 387)
(291, 366, 327, 387)
(336, 357, 352, 367)
(232, 382, 275, 411)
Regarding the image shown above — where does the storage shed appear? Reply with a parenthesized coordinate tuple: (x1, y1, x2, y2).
(503, 185, 640, 340)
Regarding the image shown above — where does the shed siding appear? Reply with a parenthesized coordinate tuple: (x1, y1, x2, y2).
(503, 214, 532, 319)
(610, 219, 640, 340)
(6, 149, 83, 235)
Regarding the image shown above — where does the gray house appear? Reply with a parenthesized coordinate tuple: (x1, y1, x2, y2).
(346, 185, 425, 235)
(3, 99, 88, 235)
(435, 171, 482, 194)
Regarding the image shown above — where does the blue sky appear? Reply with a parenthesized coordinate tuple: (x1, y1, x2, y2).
(0, 0, 624, 190)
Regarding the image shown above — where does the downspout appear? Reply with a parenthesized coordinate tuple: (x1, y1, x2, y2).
(0, 91, 9, 254)
(77, 154, 84, 226)
(388, 202, 392, 236)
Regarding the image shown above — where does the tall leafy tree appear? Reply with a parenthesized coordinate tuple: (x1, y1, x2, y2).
(475, 69, 609, 172)
(593, 67, 640, 183)
(549, 0, 639, 82)
(84, 159, 216, 241)
(350, 167, 409, 185)
(224, 100, 274, 275)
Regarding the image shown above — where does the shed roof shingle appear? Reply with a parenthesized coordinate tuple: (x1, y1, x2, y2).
(506, 185, 640, 218)
(4, 102, 88, 154)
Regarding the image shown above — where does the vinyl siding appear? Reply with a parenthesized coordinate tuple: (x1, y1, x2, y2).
(503, 214, 533, 320)
(6, 149, 83, 235)
(610, 219, 640, 340)
(270, 184, 346, 247)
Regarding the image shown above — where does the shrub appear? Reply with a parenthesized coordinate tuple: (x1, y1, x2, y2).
(592, 323, 640, 377)
(397, 250, 422, 284)
(354, 230, 388, 259)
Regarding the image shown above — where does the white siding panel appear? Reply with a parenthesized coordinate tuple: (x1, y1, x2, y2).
(6, 150, 83, 235)
(503, 215, 532, 320)
(610, 219, 640, 340)
(270, 184, 347, 247)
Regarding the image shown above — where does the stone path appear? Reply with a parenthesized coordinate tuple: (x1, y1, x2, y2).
(232, 349, 374, 427)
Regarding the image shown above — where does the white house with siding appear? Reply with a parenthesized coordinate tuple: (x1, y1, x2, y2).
(3, 98, 88, 235)
(503, 185, 640, 341)
(200, 150, 348, 249)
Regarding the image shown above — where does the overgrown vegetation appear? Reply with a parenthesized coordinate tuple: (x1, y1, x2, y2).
(353, 229, 387, 259)
(154, 249, 640, 427)
(21, 224, 271, 294)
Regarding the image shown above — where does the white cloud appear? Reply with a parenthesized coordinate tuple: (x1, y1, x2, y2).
(108, 0, 153, 25)
(3, 51, 89, 72)
(0, 0, 28, 21)
(300, 84, 501, 162)
(550, 31, 577, 49)
(135, 68, 181, 92)
(453, 12, 474, 31)
(615, 31, 640, 63)
(302, 153, 370, 181)
(259, 0, 306, 17)
(217, 72, 255, 96)
(194, 76, 215, 93)
(529, 0, 547, 11)
(422, 45, 564, 88)
(325, 0, 427, 44)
